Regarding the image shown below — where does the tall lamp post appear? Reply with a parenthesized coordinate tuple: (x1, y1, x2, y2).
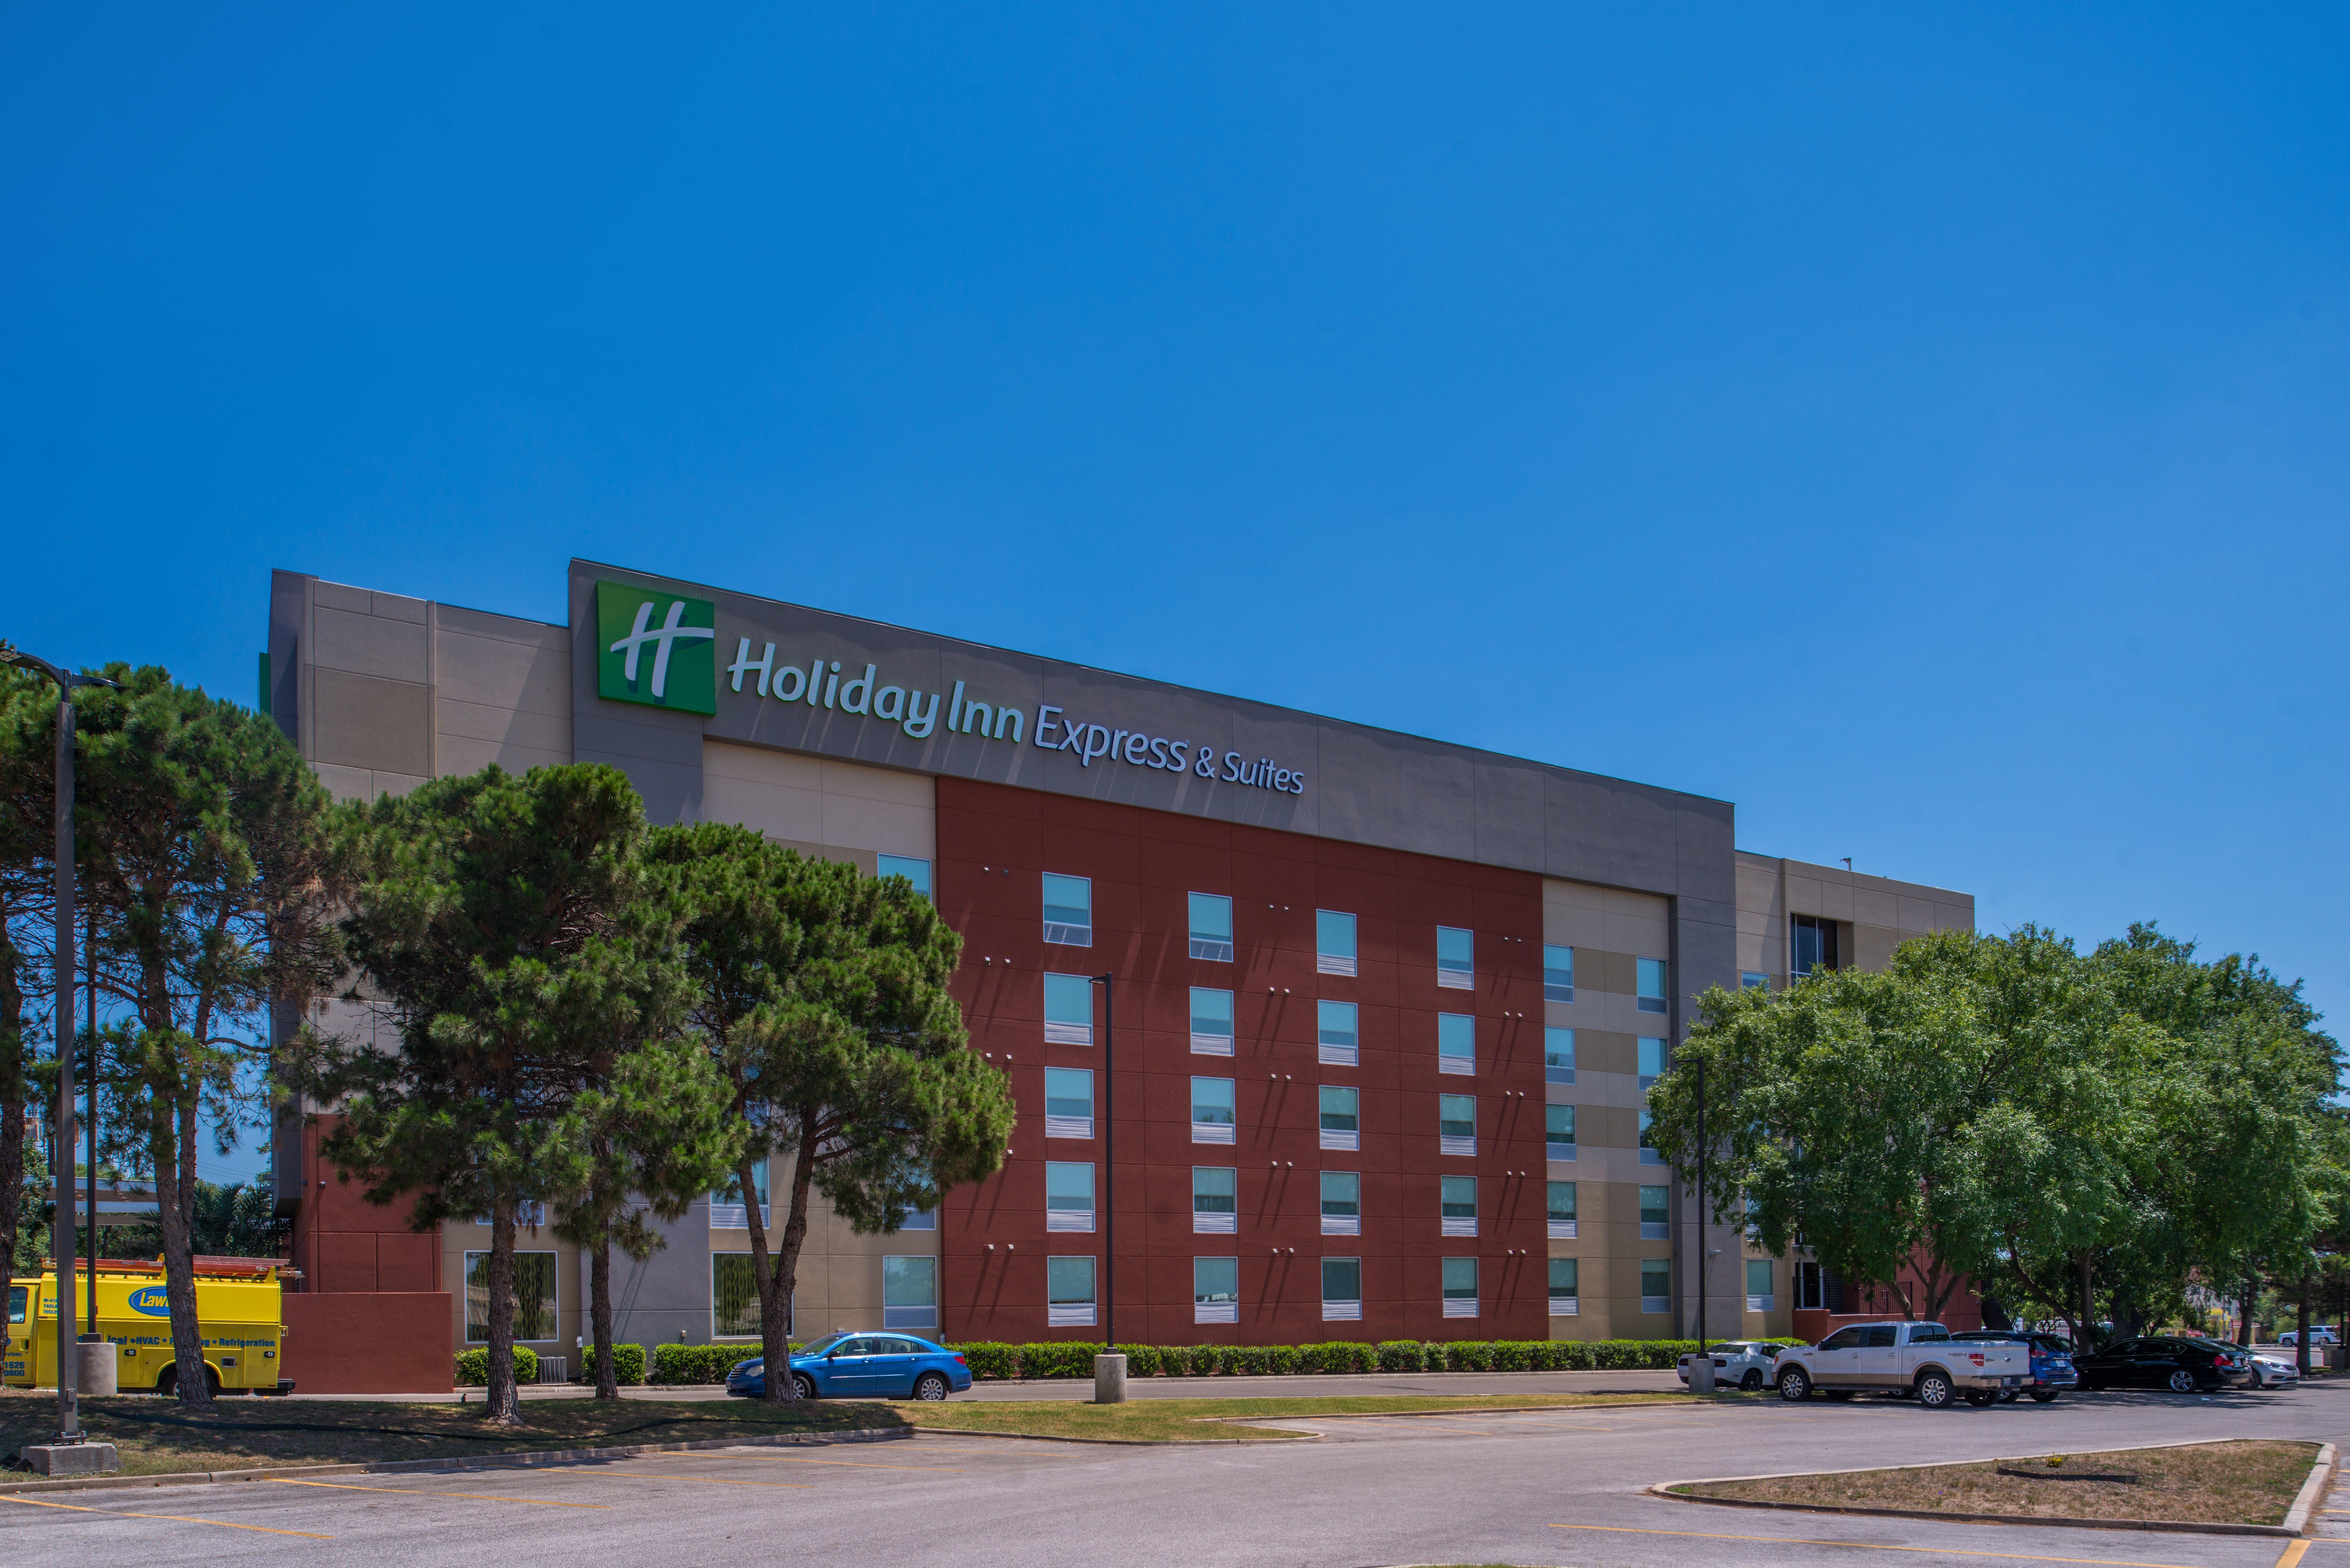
(1, 645, 118, 1444)
(1090, 973, 1116, 1350)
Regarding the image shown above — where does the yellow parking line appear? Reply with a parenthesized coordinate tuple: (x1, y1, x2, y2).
(0, 1492, 331, 1538)
(740, 1456, 964, 1472)
(2277, 1542, 2310, 1568)
(267, 1477, 606, 1509)
(629, 1475, 815, 1490)
(1550, 1522, 2209, 1568)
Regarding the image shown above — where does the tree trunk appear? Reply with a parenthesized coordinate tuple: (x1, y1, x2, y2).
(2241, 1279, 2257, 1348)
(2077, 1253, 2096, 1353)
(2297, 1270, 2312, 1377)
(149, 1096, 212, 1409)
(0, 954, 22, 1275)
(747, 1136, 812, 1404)
(484, 1200, 522, 1425)
(590, 1233, 617, 1400)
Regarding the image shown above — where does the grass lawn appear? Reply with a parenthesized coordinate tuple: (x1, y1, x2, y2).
(904, 1390, 1693, 1443)
(0, 1388, 907, 1477)
(1672, 1441, 2322, 1527)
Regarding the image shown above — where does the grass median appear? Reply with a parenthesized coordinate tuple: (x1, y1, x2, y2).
(0, 1388, 907, 1477)
(903, 1390, 1694, 1442)
(1669, 1440, 2322, 1527)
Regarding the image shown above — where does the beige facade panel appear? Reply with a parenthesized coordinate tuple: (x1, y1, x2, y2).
(313, 605, 429, 684)
(309, 667, 430, 777)
(701, 741, 937, 860)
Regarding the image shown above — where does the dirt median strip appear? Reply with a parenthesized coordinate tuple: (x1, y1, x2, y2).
(1651, 1440, 2331, 1539)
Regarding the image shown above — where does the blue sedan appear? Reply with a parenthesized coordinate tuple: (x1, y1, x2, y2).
(725, 1331, 972, 1401)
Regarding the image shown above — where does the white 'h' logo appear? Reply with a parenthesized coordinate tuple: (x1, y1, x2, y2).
(608, 598, 716, 699)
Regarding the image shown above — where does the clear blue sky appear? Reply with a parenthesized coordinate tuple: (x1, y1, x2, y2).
(7, 6, 2345, 1178)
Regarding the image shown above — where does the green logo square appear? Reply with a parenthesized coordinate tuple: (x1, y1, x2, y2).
(596, 580, 718, 715)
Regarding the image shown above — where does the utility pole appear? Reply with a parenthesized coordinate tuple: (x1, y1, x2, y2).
(0, 645, 118, 1445)
(85, 905, 98, 1337)
(1695, 1054, 1707, 1354)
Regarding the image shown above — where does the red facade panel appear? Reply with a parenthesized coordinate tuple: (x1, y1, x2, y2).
(291, 1116, 443, 1296)
(938, 776, 1545, 1345)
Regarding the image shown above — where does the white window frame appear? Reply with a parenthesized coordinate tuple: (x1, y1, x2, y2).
(876, 854, 932, 897)
(1318, 1085, 1359, 1151)
(1636, 957, 1669, 1014)
(1042, 872, 1093, 947)
(883, 1254, 938, 1332)
(1316, 909, 1358, 976)
(1546, 1103, 1575, 1161)
(713, 1251, 763, 1340)
(1319, 1170, 1361, 1236)
(1316, 998, 1358, 1067)
(1543, 943, 1574, 1003)
(1188, 891, 1235, 962)
(1439, 1174, 1478, 1238)
(1192, 1165, 1239, 1234)
(1549, 1256, 1580, 1316)
(1043, 1065, 1095, 1140)
(1189, 986, 1235, 1056)
(1547, 1180, 1577, 1240)
(1438, 1093, 1476, 1159)
(1437, 1012, 1474, 1076)
(1194, 1256, 1239, 1324)
(1044, 1161, 1095, 1233)
(1043, 972, 1096, 1045)
(1190, 1076, 1237, 1144)
(1436, 925, 1474, 989)
(1320, 1256, 1362, 1321)
(465, 1250, 559, 1344)
(1441, 1256, 1478, 1317)
(1047, 1255, 1096, 1329)
(1639, 1185, 1671, 1241)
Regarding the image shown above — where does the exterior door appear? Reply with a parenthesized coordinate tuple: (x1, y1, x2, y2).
(822, 1336, 884, 1393)
(1854, 1324, 1900, 1384)
(865, 1336, 920, 1395)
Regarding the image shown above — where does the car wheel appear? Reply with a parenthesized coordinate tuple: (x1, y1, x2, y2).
(154, 1367, 176, 1398)
(1916, 1370, 1955, 1409)
(1741, 1369, 1763, 1391)
(2166, 1369, 2198, 1394)
(1778, 1366, 1811, 1401)
(793, 1373, 819, 1400)
(913, 1372, 950, 1402)
(2030, 1391, 2059, 1403)
(1998, 1388, 2020, 1403)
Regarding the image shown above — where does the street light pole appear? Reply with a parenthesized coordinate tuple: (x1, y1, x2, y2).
(1694, 1054, 1707, 1355)
(85, 905, 99, 1338)
(2, 644, 118, 1444)
(1091, 973, 1115, 1349)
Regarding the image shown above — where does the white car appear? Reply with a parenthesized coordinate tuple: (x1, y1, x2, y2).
(1677, 1341, 1789, 1392)
(2279, 1327, 2338, 1347)
(2249, 1352, 2302, 1389)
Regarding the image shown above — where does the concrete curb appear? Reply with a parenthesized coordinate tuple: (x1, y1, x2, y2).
(914, 1395, 1693, 1445)
(0, 1423, 913, 1496)
(1225, 1396, 1701, 1424)
(1649, 1438, 2331, 1540)
(908, 1425, 1317, 1446)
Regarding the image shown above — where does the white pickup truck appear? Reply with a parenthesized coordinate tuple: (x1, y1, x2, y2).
(1773, 1321, 2030, 1408)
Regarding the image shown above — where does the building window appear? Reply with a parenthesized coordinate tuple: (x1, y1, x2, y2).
(1440, 1174, 1478, 1238)
(1639, 1185, 1670, 1240)
(898, 1205, 937, 1231)
(1791, 914, 1839, 978)
(1637, 1036, 1666, 1088)
(883, 1255, 938, 1331)
(1639, 1110, 1665, 1165)
(1192, 1166, 1239, 1233)
(465, 1251, 557, 1343)
(1547, 1180, 1577, 1239)
(470, 1201, 547, 1228)
(1194, 1256, 1239, 1324)
(1318, 1085, 1359, 1151)
(1744, 1195, 1762, 1239)
(1795, 1260, 1825, 1311)
(1641, 1258, 1671, 1315)
(1442, 1255, 1478, 1317)
(1189, 987, 1235, 1056)
(1316, 910, 1358, 977)
(1437, 1013, 1474, 1075)
(1188, 893, 1234, 962)
(1746, 1258, 1774, 1313)
(1048, 1255, 1096, 1328)
(1045, 1162, 1095, 1232)
(1191, 1077, 1237, 1144)
(709, 1160, 769, 1229)
(1636, 958, 1669, 1014)
(1438, 1094, 1476, 1158)
(1740, 971, 1769, 991)
(1436, 926, 1474, 989)
(1321, 1256, 1363, 1321)
(1548, 1256, 1579, 1316)
(876, 854, 931, 897)
(1044, 972, 1095, 1045)
(1543, 943, 1574, 1003)
(1044, 1067, 1094, 1139)
(1544, 1026, 1575, 1084)
(1545, 1103, 1574, 1161)
(1320, 1171, 1361, 1236)
(1042, 873, 1093, 946)
(713, 1253, 762, 1338)
(1317, 1000, 1359, 1067)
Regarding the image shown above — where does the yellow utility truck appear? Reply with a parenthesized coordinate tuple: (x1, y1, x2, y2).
(6, 1259, 291, 1396)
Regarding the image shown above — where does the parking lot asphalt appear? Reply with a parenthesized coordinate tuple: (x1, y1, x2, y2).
(11, 1381, 2346, 1567)
(294, 1367, 1687, 1402)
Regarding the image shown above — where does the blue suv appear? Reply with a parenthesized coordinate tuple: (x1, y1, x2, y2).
(725, 1331, 972, 1402)
(1949, 1331, 2078, 1402)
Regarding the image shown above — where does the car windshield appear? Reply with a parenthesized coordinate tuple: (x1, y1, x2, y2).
(797, 1332, 853, 1357)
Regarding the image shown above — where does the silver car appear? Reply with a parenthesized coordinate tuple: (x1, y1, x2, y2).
(1678, 1340, 1790, 1392)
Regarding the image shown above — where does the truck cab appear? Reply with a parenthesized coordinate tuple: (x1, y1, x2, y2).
(7, 1260, 291, 1397)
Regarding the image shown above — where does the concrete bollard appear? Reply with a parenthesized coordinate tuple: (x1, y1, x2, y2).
(77, 1338, 118, 1397)
(23, 1442, 119, 1476)
(1688, 1355, 1716, 1394)
(1093, 1353, 1128, 1404)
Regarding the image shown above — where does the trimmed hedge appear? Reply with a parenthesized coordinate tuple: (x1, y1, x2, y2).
(943, 1338, 1705, 1379)
(650, 1342, 754, 1386)
(577, 1341, 648, 1386)
(454, 1346, 539, 1386)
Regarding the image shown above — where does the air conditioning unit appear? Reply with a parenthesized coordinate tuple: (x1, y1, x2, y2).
(536, 1356, 568, 1385)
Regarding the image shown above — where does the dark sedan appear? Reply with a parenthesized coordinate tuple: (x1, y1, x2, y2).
(2074, 1336, 2253, 1393)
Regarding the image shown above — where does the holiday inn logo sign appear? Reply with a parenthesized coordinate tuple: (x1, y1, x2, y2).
(596, 580, 718, 714)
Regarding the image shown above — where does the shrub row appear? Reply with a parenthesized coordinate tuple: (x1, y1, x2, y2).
(577, 1341, 649, 1386)
(649, 1342, 756, 1385)
(454, 1346, 540, 1385)
(945, 1338, 1704, 1379)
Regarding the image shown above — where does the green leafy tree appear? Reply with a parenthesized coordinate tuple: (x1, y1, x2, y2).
(310, 763, 684, 1426)
(45, 666, 343, 1407)
(647, 823, 1013, 1402)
